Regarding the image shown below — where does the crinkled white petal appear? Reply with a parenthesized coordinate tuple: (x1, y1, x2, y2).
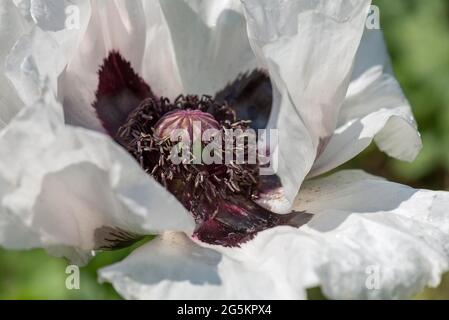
(294, 170, 449, 299)
(99, 232, 306, 300)
(0, 0, 29, 128)
(59, 0, 175, 130)
(242, 0, 371, 203)
(29, 0, 76, 32)
(139, 0, 183, 99)
(60, 0, 148, 131)
(23, 0, 92, 57)
(4, 0, 90, 110)
(309, 29, 422, 177)
(0, 89, 194, 260)
(157, 0, 257, 96)
(6, 28, 66, 105)
(0, 74, 24, 130)
(101, 170, 449, 300)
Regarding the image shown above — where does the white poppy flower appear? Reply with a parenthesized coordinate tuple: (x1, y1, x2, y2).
(1, 0, 448, 300)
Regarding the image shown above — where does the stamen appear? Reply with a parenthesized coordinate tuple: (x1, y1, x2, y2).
(118, 95, 260, 217)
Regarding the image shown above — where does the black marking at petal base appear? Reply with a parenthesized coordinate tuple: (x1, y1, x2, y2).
(194, 195, 313, 247)
(94, 226, 144, 250)
(215, 70, 273, 130)
(93, 51, 155, 137)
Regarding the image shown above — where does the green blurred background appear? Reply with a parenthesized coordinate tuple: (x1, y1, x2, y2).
(1, 0, 448, 299)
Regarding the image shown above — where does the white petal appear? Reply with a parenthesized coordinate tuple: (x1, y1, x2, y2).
(293, 170, 449, 299)
(59, 0, 186, 129)
(99, 232, 305, 300)
(30, 0, 76, 32)
(62, 0, 258, 130)
(6, 28, 64, 105)
(102, 170, 449, 299)
(60, 0, 183, 130)
(242, 0, 371, 203)
(0, 0, 29, 128)
(157, 0, 257, 96)
(309, 30, 422, 177)
(60, 0, 148, 131)
(5, 0, 91, 107)
(139, 0, 183, 99)
(1, 1, 30, 60)
(0, 90, 194, 259)
(0, 76, 24, 130)
(28, 0, 92, 55)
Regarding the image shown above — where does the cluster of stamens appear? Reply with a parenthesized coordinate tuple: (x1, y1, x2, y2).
(117, 95, 261, 224)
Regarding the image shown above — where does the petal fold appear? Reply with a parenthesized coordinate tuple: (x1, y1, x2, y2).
(61, 0, 257, 131)
(242, 0, 371, 203)
(310, 30, 422, 177)
(0, 89, 194, 261)
(102, 170, 449, 300)
(99, 232, 305, 300)
(60, 0, 147, 131)
(157, 0, 257, 96)
(294, 170, 449, 299)
(3, 0, 91, 130)
(0, 0, 29, 128)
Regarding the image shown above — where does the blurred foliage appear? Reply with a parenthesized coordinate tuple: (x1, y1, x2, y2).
(1, 0, 449, 300)
(0, 247, 127, 300)
(0, 237, 153, 299)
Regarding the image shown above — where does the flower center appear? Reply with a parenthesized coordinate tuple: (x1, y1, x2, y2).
(118, 95, 259, 206)
(93, 52, 311, 248)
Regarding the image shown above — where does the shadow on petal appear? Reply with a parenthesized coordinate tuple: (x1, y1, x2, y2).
(298, 170, 419, 232)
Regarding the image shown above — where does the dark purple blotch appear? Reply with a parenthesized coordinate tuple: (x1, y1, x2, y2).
(93, 51, 155, 136)
(215, 70, 273, 130)
(194, 195, 312, 247)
